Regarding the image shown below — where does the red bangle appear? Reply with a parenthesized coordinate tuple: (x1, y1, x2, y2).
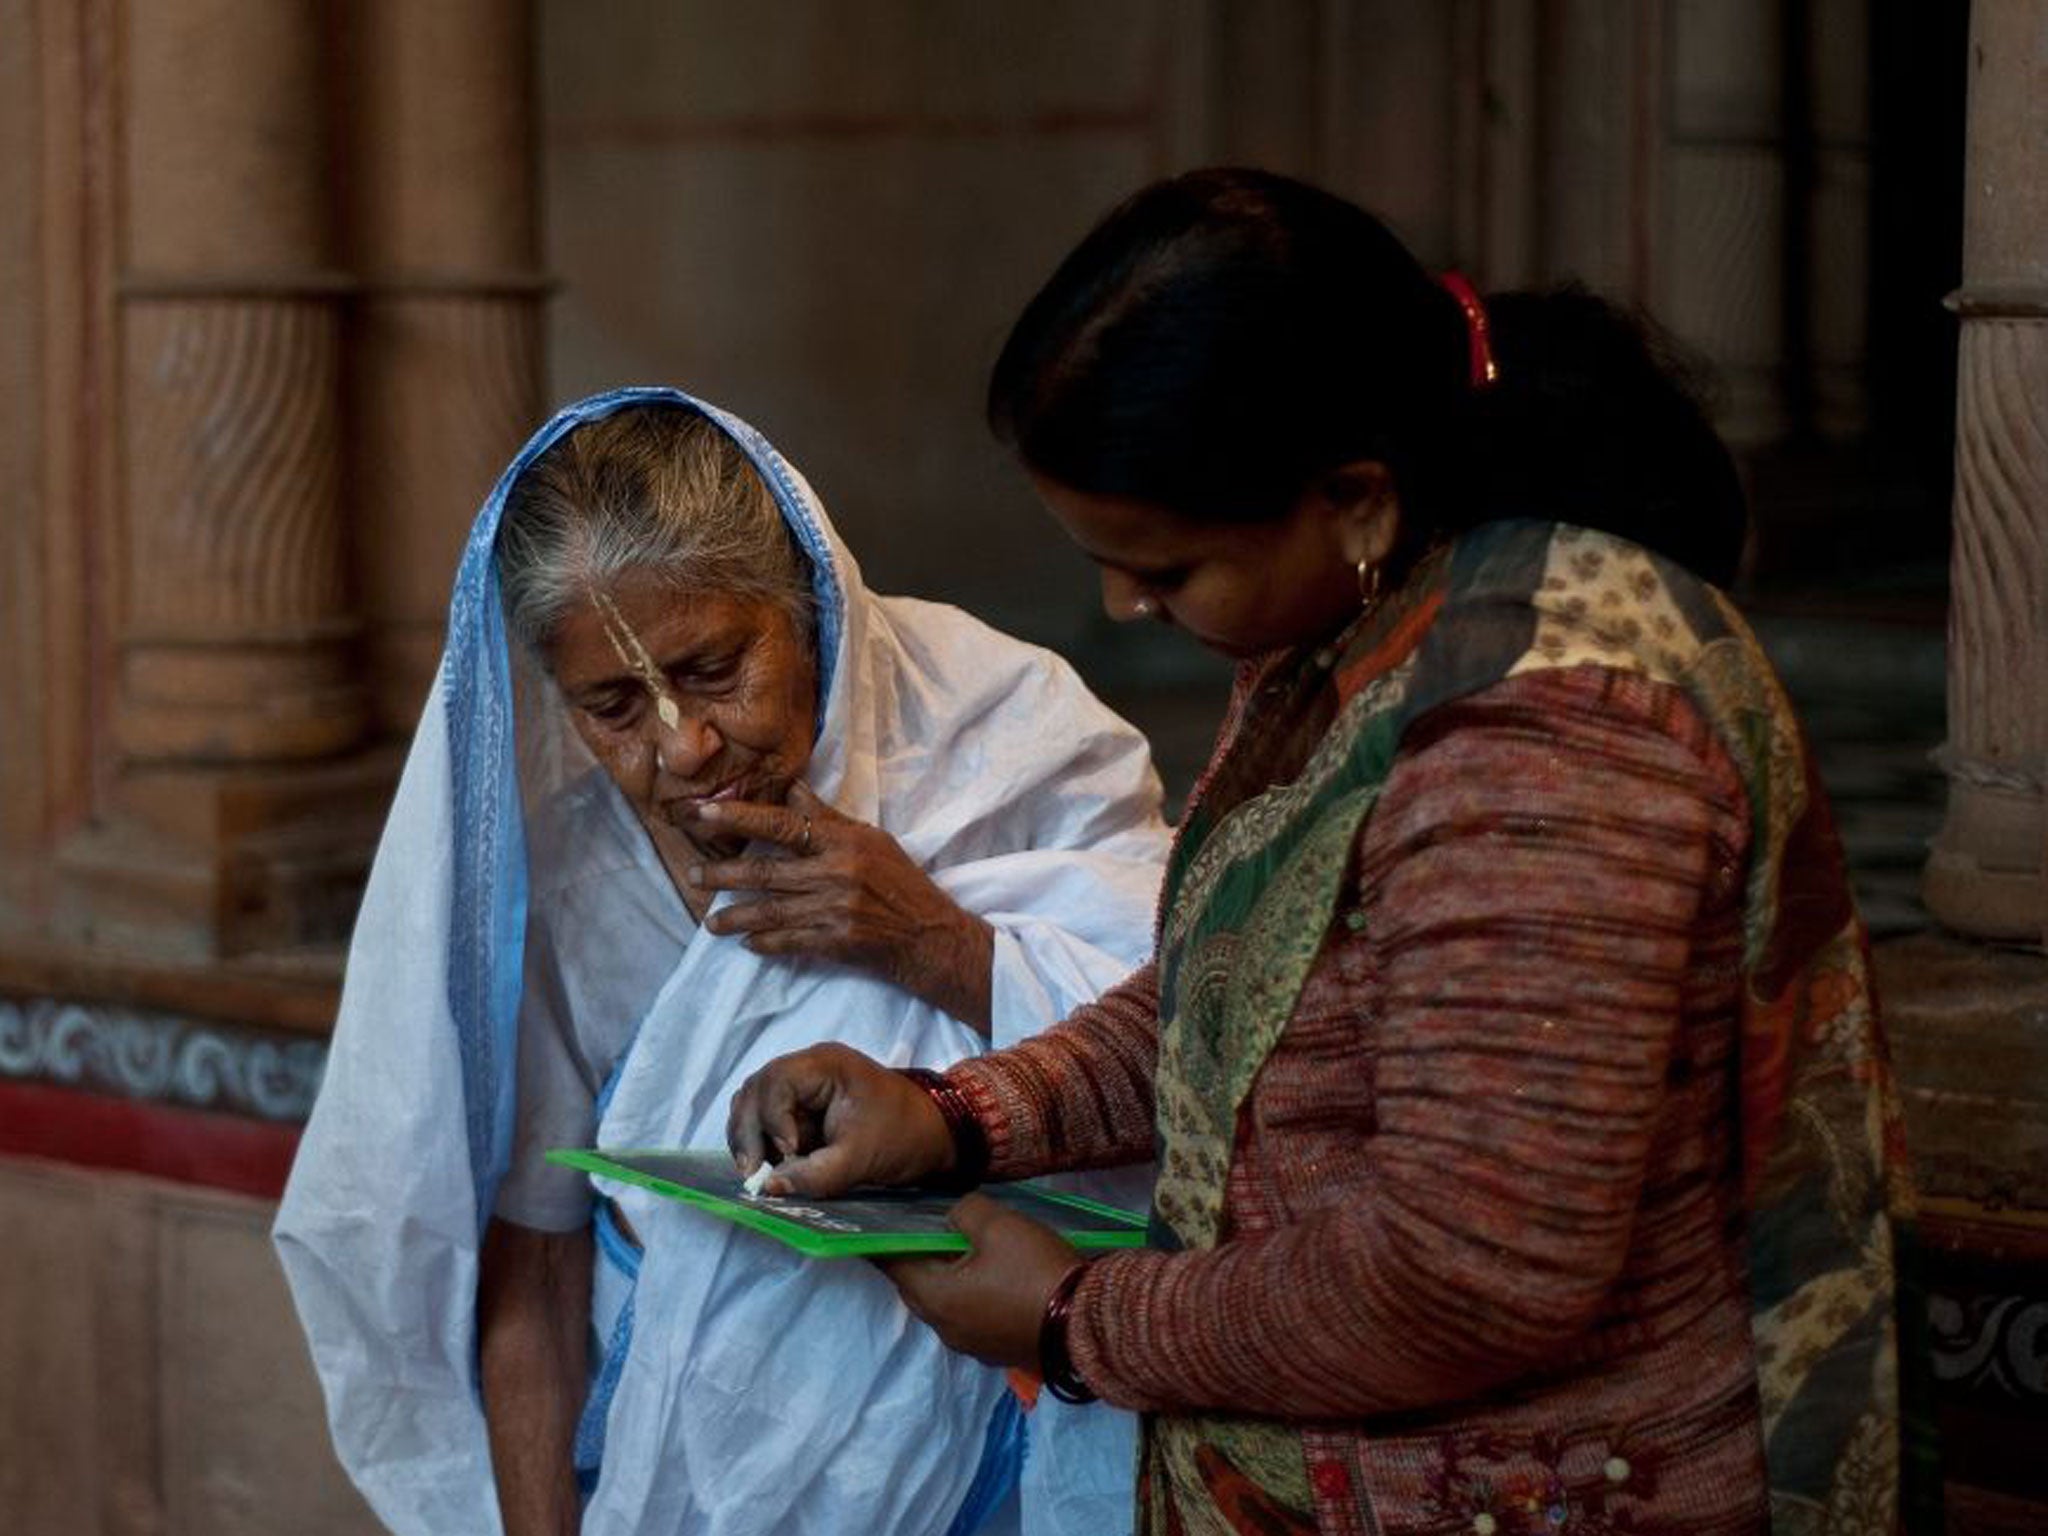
(1038, 1261, 1097, 1405)
(896, 1067, 990, 1192)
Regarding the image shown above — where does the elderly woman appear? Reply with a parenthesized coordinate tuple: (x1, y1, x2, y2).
(275, 389, 1169, 1536)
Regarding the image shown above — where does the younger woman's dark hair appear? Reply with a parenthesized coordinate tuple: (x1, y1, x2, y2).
(988, 167, 1747, 587)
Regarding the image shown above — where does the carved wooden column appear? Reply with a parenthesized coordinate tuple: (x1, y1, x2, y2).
(344, 0, 547, 735)
(1923, 0, 2048, 944)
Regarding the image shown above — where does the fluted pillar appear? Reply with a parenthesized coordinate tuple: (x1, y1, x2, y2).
(36, 0, 548, 963)
(1923, 0, 2048, 944)
(43, 0, 382, 962)
(118, 0, 365, 766)
(1885, 11, 2048, 1519)
(345, 0, 547, 734)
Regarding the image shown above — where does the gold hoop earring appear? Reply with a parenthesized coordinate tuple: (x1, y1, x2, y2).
(1356, 557, 1383, 611)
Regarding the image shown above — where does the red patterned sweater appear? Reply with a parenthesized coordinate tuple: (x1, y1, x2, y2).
(949, 665, 1773, 1535)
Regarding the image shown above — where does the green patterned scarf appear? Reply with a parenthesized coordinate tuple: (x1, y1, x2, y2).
(1143, 521, 1915, 1535)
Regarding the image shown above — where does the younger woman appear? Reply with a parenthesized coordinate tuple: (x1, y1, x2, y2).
(731, 169, 1914, 1536)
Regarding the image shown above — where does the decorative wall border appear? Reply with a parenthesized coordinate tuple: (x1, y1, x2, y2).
(1931, 1289, 2048, 1405)
(0, 994, 324, 1124)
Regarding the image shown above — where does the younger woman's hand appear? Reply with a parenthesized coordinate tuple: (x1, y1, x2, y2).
(879, 1195, 1080, 1370)
(726, 1042, 954, 1197)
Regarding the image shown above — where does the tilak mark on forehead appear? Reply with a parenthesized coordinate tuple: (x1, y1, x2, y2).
(591, 585, 683, 731)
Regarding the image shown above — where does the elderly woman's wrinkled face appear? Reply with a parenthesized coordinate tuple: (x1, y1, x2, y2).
(548, 569, 817, 867)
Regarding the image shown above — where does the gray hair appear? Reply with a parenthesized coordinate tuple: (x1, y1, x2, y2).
(496, 404, 816, 656)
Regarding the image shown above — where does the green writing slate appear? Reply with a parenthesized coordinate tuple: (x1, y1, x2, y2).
(548, 1148, 1150, 1259)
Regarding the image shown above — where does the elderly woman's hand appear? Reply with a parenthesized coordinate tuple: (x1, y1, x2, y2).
(687, 782, 995, 1033)
(879, 1195, 1081, 1371)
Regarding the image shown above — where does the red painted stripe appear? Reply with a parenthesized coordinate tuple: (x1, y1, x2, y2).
(0, 1079, 301, 1200)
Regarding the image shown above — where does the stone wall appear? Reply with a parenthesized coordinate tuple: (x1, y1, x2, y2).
(0, 1155, 378, 1535)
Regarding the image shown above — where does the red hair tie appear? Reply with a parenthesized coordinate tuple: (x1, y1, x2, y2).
(1437, 271, 1500, 388)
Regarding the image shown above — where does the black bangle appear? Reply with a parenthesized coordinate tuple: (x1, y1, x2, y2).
(896, 1067, 990, 1192)
(1038, 1260, 1097, 1405)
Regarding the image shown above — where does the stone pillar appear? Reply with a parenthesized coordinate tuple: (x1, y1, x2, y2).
(1804, 0, 1870, 439)
(38, 0, 547, 962)
(344, 0, 547, 735)
(1922, 0, 2048, 945)
(117, 0, 363, 768)
(1536, 0, 1666, 305)
(41, 0, 383, 962)
(0, 0, 116, 939)
(1661, 0, 1791, 448)
(1329, 2, 1459, 264)
(1448, 0, 1547, 290)
(1883, 7, 2048, 1529)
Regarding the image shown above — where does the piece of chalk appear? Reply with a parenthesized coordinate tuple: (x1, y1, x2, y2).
(741, 1161, 776, 1198)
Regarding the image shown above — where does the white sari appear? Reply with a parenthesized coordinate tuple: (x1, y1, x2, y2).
(275, 388, 1165, 1536)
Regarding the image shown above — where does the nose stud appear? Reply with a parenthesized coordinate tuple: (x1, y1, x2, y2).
(1131, 596, 1158, 619)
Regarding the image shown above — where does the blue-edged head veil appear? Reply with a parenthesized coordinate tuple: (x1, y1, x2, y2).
(441, 387, 852, 1212)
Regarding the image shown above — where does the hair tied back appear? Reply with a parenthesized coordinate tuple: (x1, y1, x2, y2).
(1437, 272, 1501, 389)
